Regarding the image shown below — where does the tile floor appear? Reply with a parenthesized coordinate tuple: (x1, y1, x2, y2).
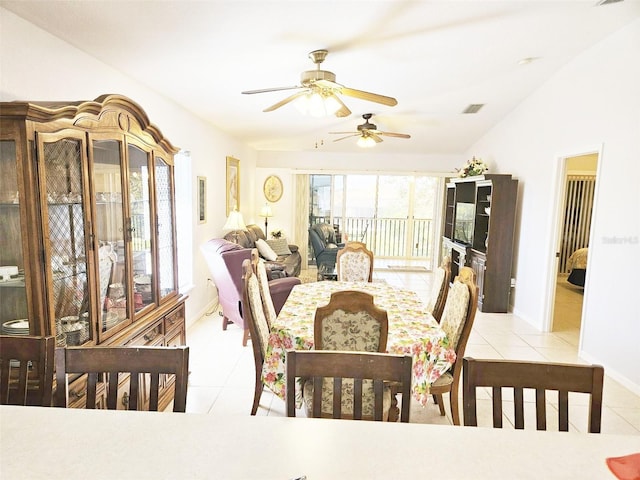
(185, 265, 640, 435)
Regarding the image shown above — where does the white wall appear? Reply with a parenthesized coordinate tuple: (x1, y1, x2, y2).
(0, 8, 257, 327)
(468, 20, 640, 390)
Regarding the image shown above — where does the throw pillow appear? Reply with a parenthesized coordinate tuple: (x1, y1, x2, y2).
(255, 238, 278, 261)
(266, 238, 292, 256)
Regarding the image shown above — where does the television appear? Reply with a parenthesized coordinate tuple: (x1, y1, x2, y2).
(454, 202, 475, 245)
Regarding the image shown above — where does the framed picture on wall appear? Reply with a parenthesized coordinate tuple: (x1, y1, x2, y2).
(226, 156, 240, 215)
(197, 176, 207, 224)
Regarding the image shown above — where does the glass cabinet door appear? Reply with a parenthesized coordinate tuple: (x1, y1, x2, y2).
(128, 144, 155, 312)
(0, 140, 29, 336)
(37, 132, 92, 347)
(155, 157, 175, 300)
(92, 139, 130, 338)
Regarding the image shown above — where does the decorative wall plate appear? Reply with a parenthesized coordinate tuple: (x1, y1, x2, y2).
(263, 175, 283, 202)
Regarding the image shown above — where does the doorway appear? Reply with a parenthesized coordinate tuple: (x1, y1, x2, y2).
(550, 152, 599, 339)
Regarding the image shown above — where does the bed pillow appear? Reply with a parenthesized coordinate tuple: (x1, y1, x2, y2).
(266, 238, 292, 256)
(255, 238, 278, 261)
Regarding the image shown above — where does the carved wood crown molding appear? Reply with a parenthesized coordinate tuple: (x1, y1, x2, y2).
(0, 94, 179, 154)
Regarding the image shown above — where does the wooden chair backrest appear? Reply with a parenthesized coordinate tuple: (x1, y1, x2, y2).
(314, 290, 388, 352)
(429, 256, 451, 323)
(336, 242, 374, 282)
(286, 350, 412, 422)
(0, 335, 55, 406)
(241, 259, 271, 367)
(462, 357, 604, 433)
(250, 248, 277, 326)
(435, 267, 478, 405)
(55, 345, 189, 412)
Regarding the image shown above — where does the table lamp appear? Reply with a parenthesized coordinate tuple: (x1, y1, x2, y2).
(223, 208, 247, 243)
(259, 204, 273, 236)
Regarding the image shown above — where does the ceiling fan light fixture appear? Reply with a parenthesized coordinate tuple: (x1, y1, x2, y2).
(294, 91, 341, 117)
(357, 135, 377, 148)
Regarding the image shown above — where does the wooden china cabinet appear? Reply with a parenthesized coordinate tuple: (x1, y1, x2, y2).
(0, 94, 186, 410)
(442, 174, 518, 313)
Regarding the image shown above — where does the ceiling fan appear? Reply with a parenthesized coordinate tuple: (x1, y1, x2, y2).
(329, 113, 411, 147)
(241, 50, 397, 117)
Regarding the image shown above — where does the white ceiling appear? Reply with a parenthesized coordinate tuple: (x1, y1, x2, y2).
(2, 0, 639, 155)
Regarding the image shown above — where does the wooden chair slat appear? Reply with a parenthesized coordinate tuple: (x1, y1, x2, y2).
(535, 388, 546, 431)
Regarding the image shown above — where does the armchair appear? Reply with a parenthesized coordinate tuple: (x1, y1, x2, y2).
(309, 223, 343, 279)
(200, 238, 300, 346)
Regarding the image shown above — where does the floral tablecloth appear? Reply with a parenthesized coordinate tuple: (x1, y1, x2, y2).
(262, 281, 456, 406)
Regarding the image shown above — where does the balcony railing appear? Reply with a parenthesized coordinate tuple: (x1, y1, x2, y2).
(310, 216, 433, 259)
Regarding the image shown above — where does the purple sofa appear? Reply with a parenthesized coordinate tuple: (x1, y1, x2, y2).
(201, 238, 300, 346)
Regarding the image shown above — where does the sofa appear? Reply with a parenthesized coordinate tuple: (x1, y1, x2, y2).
(200, 238, 300, 346)
(224, 224, 301, 278)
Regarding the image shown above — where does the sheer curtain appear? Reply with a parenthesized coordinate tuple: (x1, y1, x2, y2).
(294, 174, 309, 270)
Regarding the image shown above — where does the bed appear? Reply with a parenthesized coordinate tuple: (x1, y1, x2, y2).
(567, 247, 588, 287)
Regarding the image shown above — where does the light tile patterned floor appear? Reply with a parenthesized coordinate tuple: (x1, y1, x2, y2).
(185, 265, 640, 435)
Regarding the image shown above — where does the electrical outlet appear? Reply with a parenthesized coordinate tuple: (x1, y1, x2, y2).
(510, 278, 516, 287)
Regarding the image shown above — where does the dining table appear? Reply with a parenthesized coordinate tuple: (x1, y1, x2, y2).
(2, 405, 638, 479)
(262, 280, 456, 407)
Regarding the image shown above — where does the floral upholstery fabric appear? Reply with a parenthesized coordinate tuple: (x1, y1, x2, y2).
(338, 251, 371, 282)
(439, 281, 470, 349)
(302, 377, 391, 419)
(319, 311, 382, 351)
(247, 274, 270, 357)
(256, 259, 277, 326)
(425, 267, 445, 314)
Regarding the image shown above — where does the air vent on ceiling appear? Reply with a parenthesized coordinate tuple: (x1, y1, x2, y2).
(596, 0, 623, 5)
(463, 104, 484, 114)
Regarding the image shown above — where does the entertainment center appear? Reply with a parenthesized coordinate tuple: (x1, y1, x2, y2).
(442, 174, 518, 313)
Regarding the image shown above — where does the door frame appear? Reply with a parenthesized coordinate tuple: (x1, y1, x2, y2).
(542, 144, 603, 342)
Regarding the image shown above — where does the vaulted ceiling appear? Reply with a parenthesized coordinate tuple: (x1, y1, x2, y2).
(3, 0, 639, 154)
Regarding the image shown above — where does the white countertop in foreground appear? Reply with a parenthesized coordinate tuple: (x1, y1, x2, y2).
(1, 405, 638, 479)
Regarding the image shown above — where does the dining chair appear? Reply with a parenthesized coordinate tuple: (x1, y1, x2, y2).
(336, 241, 374, 282)
(462, 357, 604, 433)
(302, 290, 395, 419)
(250, 248, 277, 327)
(429, 266, 478, 425)
(55, 345, 189, 412)
(286, 350, 412, 422)
(0, 335, 55, 406)
(241, 258, 273, 415)
(425, 256, 451, 323)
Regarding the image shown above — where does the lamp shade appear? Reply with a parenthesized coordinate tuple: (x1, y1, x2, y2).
(294, 91, 341, 117)
(357, 135, 377, 148)
(259, 204, 273, 218)
(222, 209, 247, 232)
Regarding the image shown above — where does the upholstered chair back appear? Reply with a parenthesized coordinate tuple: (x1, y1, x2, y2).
(251, 249, 277, 327)
(336, 242, 374, 282)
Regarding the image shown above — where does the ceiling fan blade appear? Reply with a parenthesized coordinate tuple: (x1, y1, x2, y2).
(262, 91, 309, 112)
(328, 131, 359, 135)
(378, 131, 411, 139)
(241, 86, 302, 94)
(332, 134, 360, 143)
(339, 87, 398, 107)
(370, 132, 384, 143)
(333, 95, 351, 117)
